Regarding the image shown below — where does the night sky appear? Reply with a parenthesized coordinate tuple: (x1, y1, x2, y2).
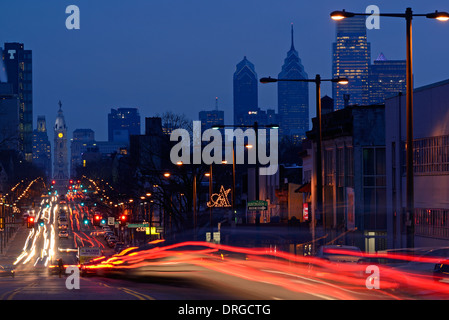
(1, 0, 449, 142)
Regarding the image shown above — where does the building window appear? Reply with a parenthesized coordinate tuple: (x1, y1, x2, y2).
(414, 134, 449, 175)
(363, 147, 386, 230)
(415, 208, 449, 239)
(336, 148, 345, 187)
(345, 146, 354, 187)
(324, 149, 334, 186)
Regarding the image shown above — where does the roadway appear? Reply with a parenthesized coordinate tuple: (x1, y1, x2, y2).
(2, 194, 449, 304)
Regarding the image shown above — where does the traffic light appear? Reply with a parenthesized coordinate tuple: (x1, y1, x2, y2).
(119, 214, 127, 224)
(94, 214, 101, 226)
(27, 216, 35, 228)
(38, 218, 44, 227)
(101, 218, 106, 225)
(83, 215, 89, 225)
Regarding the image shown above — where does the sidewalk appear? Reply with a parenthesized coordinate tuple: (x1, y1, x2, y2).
(0, 223, 31, 266)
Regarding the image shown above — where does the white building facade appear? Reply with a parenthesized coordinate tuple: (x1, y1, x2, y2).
(386, 79, 449, 248)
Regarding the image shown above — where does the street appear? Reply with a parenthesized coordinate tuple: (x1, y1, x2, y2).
(2, 188, 449, 305)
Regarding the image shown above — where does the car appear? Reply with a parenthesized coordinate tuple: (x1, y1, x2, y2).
(0, 265, 15, 278)
(59, 230, 69, 239)
(114, 242, 129, 253)
(104, 232, 115, 240)
(107, 235, 118, 242)
(316, 245, 363, 263)
(107, 239, 118, 248)
(394, 247, 449, 274)
(434, 259, 449, 283)
(58, 224, 68, 230)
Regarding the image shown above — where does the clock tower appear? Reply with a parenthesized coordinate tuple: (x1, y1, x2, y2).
(53, 101, 69, 187)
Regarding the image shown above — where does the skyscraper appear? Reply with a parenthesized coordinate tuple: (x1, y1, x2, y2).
(0, 83, 19, 151)
(108, 108, 141, 143)
(369, 53, 406, 104)
(278, 25, 309, 141)
(70, 128, 95, 177)
(53, 101, 69, 184)
(233, 56, 258, 126)
(1, 42, 33, 161)
(199, 97, 224, 132)
(332, 16, 371, 110)
(32, 116, 51, 181)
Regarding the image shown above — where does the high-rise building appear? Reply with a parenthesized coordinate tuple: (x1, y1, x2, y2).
(1, 43, 33, 161)
(332, 16, 371, 110)
(0, 83, 19, 151)
(199, 97, 224, 132)
(70, 128, 95, 177)
(278, 25, 309, 141)
(53, 101, 69, 184)
(108, 108, 141, 143)
(130, 117, 165, 171)
(241, 108, 279, 128)
(32, 116, 51, 181)
(369, 53, 406, 104)
(233, 56, 258, 126)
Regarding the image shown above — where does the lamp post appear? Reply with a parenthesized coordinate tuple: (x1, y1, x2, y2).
(330, 8, 449, 248)
(260, 75, 348, 252)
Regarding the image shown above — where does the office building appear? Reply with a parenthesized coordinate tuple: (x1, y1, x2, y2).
(278, 25, 309, 141)
(32, 116, 51, 181)
(0, 83, 19, 151)
(108, 108, 141, 143)
(240, 108, 279, 128)
(199, 98, 224, 132)
(233, 56, 258, 126)
(332, 16, 371, 110)
(130, 117, 165, 171)
(1, 43, 33, 161)
(369, 53, 406, 104)
(70, 128, 95, 177)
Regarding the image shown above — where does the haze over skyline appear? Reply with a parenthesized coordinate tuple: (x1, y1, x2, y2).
(1, 0, 449, 142)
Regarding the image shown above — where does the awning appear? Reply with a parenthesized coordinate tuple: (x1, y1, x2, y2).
(295, 182, 311, 193)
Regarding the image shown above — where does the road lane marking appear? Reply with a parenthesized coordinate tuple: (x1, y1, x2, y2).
(1, 281, 38, 300)
(84, 277, 155, 300)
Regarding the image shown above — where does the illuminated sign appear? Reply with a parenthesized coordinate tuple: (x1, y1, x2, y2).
(303, 203, 309, 221)
(207, 186, 231, 208)
(247, 200, 268, 211)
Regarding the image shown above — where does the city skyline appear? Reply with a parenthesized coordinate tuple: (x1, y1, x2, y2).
(1, 0, 449, 143)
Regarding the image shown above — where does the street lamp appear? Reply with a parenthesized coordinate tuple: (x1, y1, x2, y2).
(260, 75, 348, 251)
(330, 7, 449, 248)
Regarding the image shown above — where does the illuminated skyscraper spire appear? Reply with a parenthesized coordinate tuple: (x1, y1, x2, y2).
(290, 23, 295, 51)
(278, 24, 309, 142)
